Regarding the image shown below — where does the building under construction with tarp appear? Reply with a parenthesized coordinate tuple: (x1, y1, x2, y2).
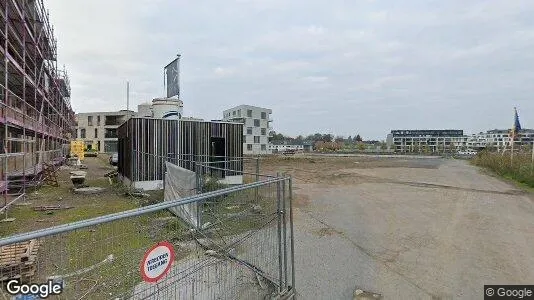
(117, 117, 243, 190)
(0, 0, 75, 200)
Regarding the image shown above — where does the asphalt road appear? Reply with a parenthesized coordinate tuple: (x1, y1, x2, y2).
(292, 159, 534, 299)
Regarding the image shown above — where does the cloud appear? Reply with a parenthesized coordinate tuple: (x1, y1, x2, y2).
(46, 0, 534, 138)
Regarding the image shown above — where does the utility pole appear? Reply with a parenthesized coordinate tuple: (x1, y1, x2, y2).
(126, 81, 130, 111)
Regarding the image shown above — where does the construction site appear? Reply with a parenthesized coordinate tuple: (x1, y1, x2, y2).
(0, 1, 534, 300)
(0, 0, 74, 202)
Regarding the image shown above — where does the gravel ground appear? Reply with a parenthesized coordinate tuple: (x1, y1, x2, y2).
(285, 157, 534, 299)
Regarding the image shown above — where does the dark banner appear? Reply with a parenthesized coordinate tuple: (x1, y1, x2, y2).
(165, 58, 180, 98)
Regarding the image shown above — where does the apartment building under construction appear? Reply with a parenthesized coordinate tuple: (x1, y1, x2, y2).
(0, 0, 75, 197)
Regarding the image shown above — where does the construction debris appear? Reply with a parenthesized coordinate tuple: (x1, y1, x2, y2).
(104, 170, 118, 178)
(0, 240, 41, 282)
(353, 288, 382, 300)
(33, 205, 73, 211)
(73, 187, 105, 195)
(70, 171, 87, 186)
(42, 162, 60, 187)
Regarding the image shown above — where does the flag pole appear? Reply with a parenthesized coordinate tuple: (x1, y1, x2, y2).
(510, 135, 514, 167)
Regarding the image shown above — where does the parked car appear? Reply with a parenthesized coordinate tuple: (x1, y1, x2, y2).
(109, 153, 118, 165)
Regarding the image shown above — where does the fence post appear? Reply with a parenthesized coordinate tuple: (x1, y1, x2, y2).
(195, 162, 202, 229)
(255, 157, 260, 201)
(282, 174, 288, 292)
(288, 176, 296, 292)
(276, 173, 283, 294)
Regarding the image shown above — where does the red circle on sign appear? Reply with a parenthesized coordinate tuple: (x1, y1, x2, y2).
(140, 241, 175, 283)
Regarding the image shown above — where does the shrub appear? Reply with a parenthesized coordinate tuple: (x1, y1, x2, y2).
(472, 151, 534, 187)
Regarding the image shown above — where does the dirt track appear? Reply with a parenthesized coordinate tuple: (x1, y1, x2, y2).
(258, 155, 534, 299)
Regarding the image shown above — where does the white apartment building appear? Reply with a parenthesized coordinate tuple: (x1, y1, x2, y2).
(222, 105, 272, 155)
(387, 130, 469, 153)
(75, 110, 135, 153)
(468, 129, 534, 150)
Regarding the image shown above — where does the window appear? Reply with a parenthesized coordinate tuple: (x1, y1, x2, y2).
(254, 119, 260, 127)
(261, 112, 266, 119)
(97, 115, 101, 126)
(87, 116, 93, 126)
(243, 135, 247, 142)
(247, 144, 252, 151)
(254, 136, 260, 143)
(261, 128, 266, 135)
(105, 128, 117, 138)
(238, 110, 241, 117)
(247, 127, 253, 135)
(261, 144, 266, 151)
(94, 128, 98, 138)
(80, 128, 86, 138)
(247, 109, 252, 117)
(233, 111, 236, 116)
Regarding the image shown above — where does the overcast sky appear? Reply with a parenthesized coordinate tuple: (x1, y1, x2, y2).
(47, 0, 534, 140)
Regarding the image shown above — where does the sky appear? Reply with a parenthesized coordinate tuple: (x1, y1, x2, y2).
(47, 0, 534, 140)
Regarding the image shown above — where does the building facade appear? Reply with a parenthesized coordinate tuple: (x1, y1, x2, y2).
(387, 128, 534, 154)
(75, 110, 135, 153)
(117, 118, 243, 190)
(1, 0, 75, 194)
(387, 130, 468, 153)
(222, 105, 272, 155)
(467, 129, 534, 151)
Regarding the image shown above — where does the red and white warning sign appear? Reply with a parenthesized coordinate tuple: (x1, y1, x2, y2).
(140, 241, 175, 283)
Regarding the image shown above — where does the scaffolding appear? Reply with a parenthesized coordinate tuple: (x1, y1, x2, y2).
(0, 0, 75, 210)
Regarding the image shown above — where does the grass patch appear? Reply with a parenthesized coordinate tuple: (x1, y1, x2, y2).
(471, 151, 534, 188)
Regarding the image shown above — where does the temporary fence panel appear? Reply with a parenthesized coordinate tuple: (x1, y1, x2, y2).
(164, 162, 200, 228)
(0, 175, 295, 299)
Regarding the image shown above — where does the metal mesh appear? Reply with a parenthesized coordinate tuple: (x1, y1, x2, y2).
(0, 161, 295, 299)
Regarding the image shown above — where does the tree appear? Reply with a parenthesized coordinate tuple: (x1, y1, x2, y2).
(355, 134, 362, 142)
(322, 134, 333, 142)
(357, 142, 366, 151)
(347, 136, 352, 144)
(334, 136, 344, 143)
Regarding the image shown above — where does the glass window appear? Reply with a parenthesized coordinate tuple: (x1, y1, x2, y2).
(80, 128, 86, 138)
(97, 115, 101, 126)
(247, 109, 252, 117)
(254, 119, 260, 127)
(254, 136, 260, 143)
(261, 128, 266, 135)
(238, 110, 241, 117)
(87, 116, 93, 126)
(247, 144, 252, 151)
(261, 112, 266, 119)
(247, 127, 253, 135)
(233, 111, 236, 116)
(261, 144, 266, 151)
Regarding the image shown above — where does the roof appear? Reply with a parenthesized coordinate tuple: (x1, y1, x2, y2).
(223, 104, 272, 113)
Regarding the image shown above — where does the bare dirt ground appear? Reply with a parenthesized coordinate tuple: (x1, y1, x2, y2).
(257, 155, 534, 299)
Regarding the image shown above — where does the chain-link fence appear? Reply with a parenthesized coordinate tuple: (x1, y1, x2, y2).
(0, 160, 295, 299)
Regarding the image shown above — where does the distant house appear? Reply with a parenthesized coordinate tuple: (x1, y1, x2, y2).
(269, 140, 314, 153)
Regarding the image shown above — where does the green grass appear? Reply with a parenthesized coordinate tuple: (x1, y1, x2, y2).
(472, 151, 534, 188)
